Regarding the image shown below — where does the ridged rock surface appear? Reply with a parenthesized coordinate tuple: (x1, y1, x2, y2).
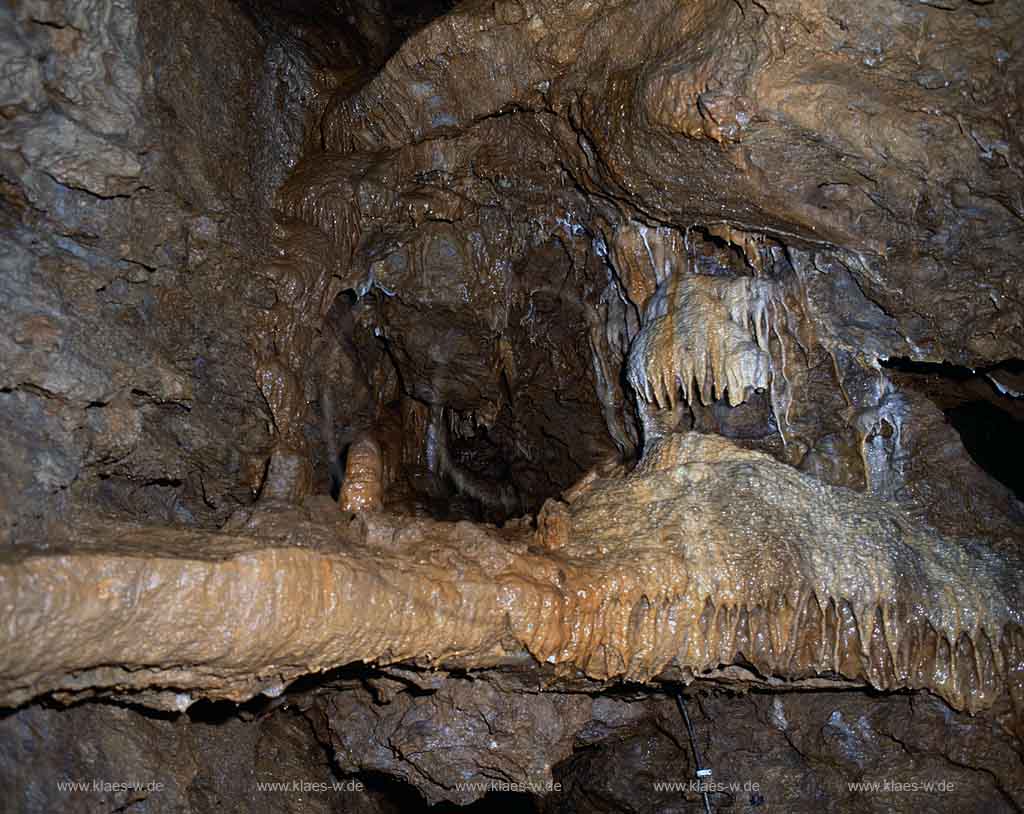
(1, 435, 1018, 726)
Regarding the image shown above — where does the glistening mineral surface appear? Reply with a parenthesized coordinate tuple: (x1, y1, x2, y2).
(1, 435, 1018, 725)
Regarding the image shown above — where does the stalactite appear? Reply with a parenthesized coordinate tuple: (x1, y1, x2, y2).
(627, 273, 797, 441)
(584, 299, 637, 457)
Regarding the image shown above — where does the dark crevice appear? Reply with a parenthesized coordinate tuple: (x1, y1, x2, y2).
(141, 477, 184, 488)
(356, 771, 540, 813)
(237, 0, 459, 71)
(945, 401, 1024, 500)
(882, 357, 1024, 499)
(881, 356, 978, 379)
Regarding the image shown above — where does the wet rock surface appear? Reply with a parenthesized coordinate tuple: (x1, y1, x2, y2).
(0, 699, 398, 814)
(0, 434, 1019, 725)
(547, 691, 1024, 813)
(320, 672, 593, 806)
(2, 0, 1024, 810)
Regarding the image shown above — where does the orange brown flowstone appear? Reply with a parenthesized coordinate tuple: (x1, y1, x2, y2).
(0, 435, 1019, 721)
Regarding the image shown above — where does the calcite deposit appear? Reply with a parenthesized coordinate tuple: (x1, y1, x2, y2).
(1, 435, 1019, 721)
(339, 434, 385, 512)
(1, 0, 1022, 810)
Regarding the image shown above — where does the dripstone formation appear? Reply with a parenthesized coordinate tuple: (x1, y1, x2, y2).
(1, 0, 1021, 811)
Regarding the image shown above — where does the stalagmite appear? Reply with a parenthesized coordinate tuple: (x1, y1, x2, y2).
(340, 434, 384, 513)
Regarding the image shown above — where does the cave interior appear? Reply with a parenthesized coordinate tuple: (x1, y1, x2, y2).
(1, 0, 1023, 811)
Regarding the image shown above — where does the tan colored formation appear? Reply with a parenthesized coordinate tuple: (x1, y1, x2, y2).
(561, 434, 1023, 718)
(627, 275, 801, 437)
(339, 434, 385, 513)
(0, 434, 1018, 728)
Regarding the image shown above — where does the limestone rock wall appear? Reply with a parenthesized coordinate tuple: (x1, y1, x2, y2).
(0, 0, 351, 541)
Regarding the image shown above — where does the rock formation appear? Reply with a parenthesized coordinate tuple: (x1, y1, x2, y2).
(1, 0, 1022, 810)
